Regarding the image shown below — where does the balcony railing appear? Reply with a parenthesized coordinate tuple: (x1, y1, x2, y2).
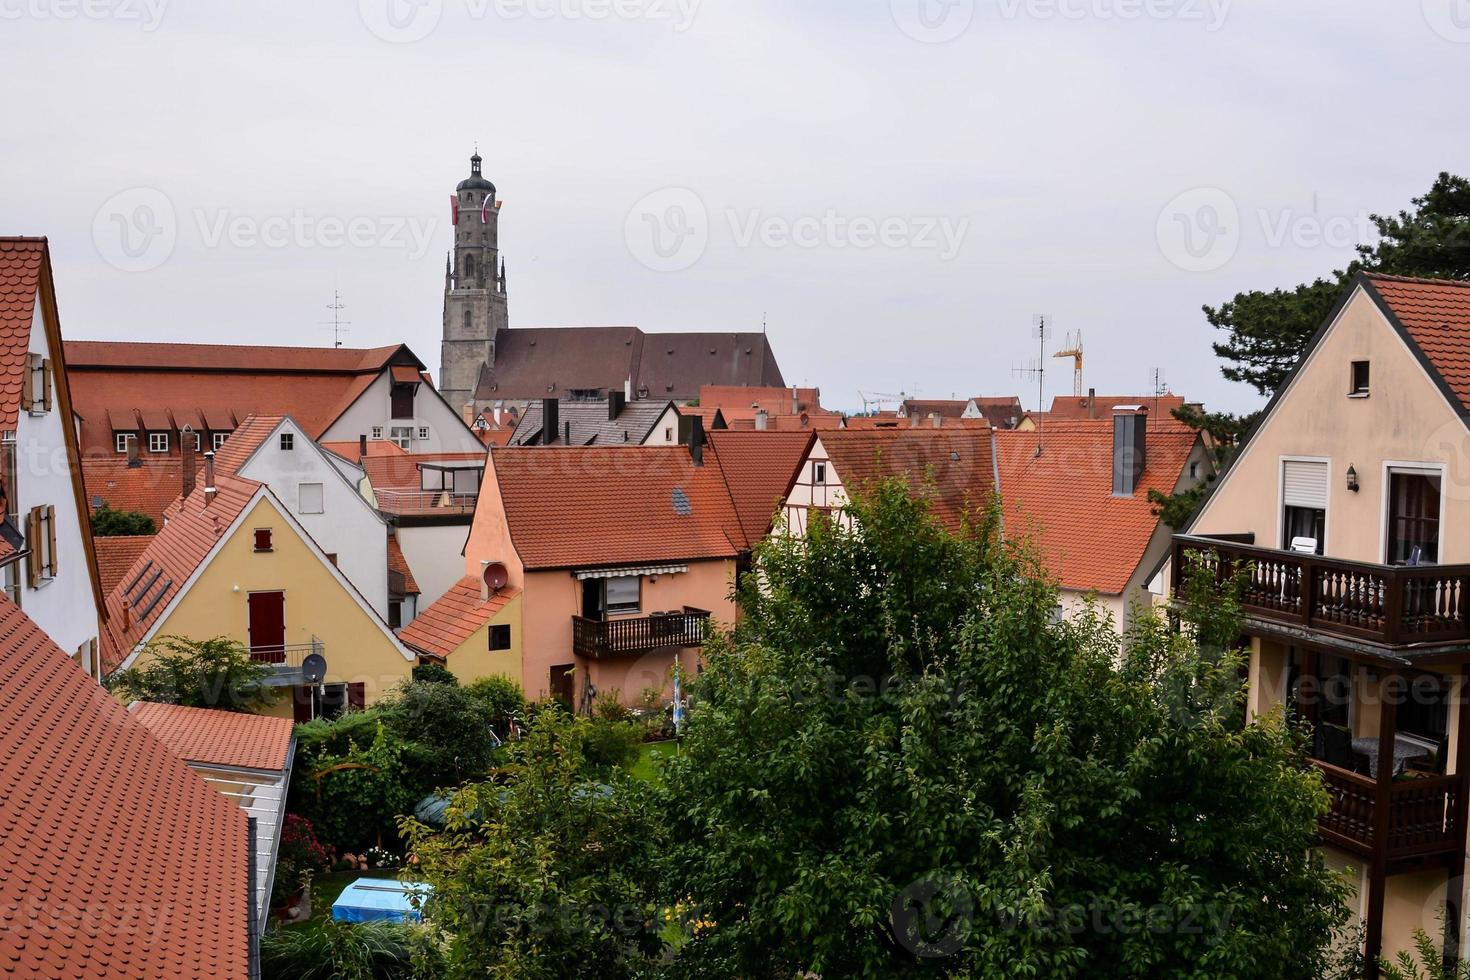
(571, 608, 711, 660)
(374, 489, 478, 516)
(1313, 760, 1460, 861)
(1173, 535, 1470, 648)
(250, 638, 324, 685)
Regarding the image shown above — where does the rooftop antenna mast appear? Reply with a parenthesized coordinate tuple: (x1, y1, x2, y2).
(1012, 314, 1051, 414)
(1054, 330, 1084, 397)
(1149, 367, 1168, 428)
(321, 291, 351, 348)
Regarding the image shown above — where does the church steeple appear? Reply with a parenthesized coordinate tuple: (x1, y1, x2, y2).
(439, 148, 510, 413)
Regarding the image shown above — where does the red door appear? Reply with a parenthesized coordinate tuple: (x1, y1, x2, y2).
(248, 591, 286, 663)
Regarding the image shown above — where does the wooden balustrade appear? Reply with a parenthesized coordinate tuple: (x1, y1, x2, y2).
(572, 608, 711, 659)
(1173, 535, 1470, 647)
(1312, 760, 1458, 860)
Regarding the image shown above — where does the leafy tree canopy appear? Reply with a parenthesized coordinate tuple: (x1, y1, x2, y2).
(108, 635, 272, 712)
(90, 502, 157, 537)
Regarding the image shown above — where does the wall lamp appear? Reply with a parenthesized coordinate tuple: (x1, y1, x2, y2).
(1346, 465, 1360, 493)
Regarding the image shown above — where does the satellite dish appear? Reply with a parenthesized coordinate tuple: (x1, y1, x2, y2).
(483, 562, 509, 592)
(300, 653, 328, 685)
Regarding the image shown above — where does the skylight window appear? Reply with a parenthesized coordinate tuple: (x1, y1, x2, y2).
(671, 488, 692, 516)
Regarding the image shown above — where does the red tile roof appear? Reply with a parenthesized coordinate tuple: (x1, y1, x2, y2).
(1044, 394, 1185, 421)
(212, 414, 285, 474)
(994, 418, 1198, 595)
(399, 578, 518, 659)
(94, 534, 155, 594)
(817, 428, 997, 531)
(64, 340, 416, 454)
(490, 445, 746, 569)
(81, 458, 187, 525)
(129, 701, 295, 771)
(902, 398, 969, 419)
(101, 474, 262, 671)
(388, 535, 420, 595)
(0, 239, 45, 431)
(698, 385, 833, 418)
(0, 596, 250, 978)
(1364, 274, 1470, 413)
(707, 430, 815, 543)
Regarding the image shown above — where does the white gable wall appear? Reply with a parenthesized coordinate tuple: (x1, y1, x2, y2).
(323, 371, 483, 454)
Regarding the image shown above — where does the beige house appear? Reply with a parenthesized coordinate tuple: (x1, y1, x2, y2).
(1177, 273, 1470, 972)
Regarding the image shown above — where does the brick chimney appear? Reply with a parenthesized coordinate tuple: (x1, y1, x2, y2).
(541, 398, 559, 446)
(181, 429, 196, 498)
(1087, 387, 1097, 420)
(126, 435, 141, 469)
(679, 414, 705, 466)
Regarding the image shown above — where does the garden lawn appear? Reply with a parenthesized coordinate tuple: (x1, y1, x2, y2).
(628, 741, 679, 783)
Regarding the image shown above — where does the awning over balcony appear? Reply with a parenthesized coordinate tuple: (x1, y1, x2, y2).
(573, 564, 688, 580)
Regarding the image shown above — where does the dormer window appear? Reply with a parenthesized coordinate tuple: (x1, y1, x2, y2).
(1350, 360, 1370, 396)
(115, 433, 136, 454)
(148, 432, 169, 453)
(213, 431, 230, 451)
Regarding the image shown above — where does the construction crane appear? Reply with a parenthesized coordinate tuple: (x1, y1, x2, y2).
(858, 390, 907, 416)
(1053, 331, 1084, 397)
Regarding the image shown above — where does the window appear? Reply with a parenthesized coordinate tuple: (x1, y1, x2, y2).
(1189, 461, 1201, 480)
(388, 600, 402, 630)
(389, 426, 414, 449)
(664, 427, 673, 442)
(280, 433, 295, 451)
(1350, 360, 1371, 396)
(371, 426, 384, 440)
(814, 462, 827, 484)
(1283, 507, 1325, 555)
(190, 432, 202, 451)
(25, 504, 57, 587)
(115, 433, 135, 454)
(605, 576, 641, 615)
(462, 310, 473, 331)
(1398, 670, 1450, 746)
(148, 432, 169, 453)
(1388, 470, 1441, 565)
(299, 483, 324, 515)
(391, 384, 415, 419)
(417, 426, 430, 440)
(253, 528, 273, 552)
(489, 624, 512, 650)
(1282, 459, 1328, 554)
(213, 431, 230, 451)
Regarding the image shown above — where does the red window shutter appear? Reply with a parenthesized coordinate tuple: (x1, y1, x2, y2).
(292, 687, 314, 723)
(254, 529, 273, 551)
(41, 359, 52, 412)
(348, 682, 365, 710)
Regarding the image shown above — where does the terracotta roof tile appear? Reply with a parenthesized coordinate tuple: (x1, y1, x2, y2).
(81, 458, 187, 524)
(707, 430, 815, 543)
(994, 418, 1198, 595)
(490, 445, 745, 569)
(818, 428, 997, 531)
(0, 239, 45, 431)
(0, 596, 250, 978)
(901, 398, 970, 419)
(211, 414, 286, 474)
(698, 385, 833, 418)
(1364, 274, 1470, 413)
(129, 701, 295, 771)
(1044, 394, 1185, 420)
(399, 578, 518, 658)
(94, 534, 155, 594)
(101, 474, 262, 671)
(388, 535, 420, 595)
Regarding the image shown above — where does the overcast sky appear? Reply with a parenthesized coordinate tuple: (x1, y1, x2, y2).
(5, 0, 1468, 414)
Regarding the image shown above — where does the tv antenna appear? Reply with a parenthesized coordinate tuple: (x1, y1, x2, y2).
(1054, 330, 1084, 397)
(1149, 367, 1168, 426)
(1012, 314, 1051, 413)
(321, 291, 351, 348)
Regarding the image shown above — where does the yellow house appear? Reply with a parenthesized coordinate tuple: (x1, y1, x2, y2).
(103, 465, 415, 720)
(396, 575, 522, 686)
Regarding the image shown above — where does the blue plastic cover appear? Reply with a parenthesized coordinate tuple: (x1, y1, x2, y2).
(331, 878, 433, 924)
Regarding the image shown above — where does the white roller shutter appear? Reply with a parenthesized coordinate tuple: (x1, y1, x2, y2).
(1282, 460, 1329, 509)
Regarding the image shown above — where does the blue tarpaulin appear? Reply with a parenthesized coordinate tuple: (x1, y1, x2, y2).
(331, 878, 432, 924)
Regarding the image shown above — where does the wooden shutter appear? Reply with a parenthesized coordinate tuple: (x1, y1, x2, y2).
(20, 357, 33, 413)
(292, 686, 315, 724)
(1283, 460, 1329, 510)
(40, 359, 52, 412)
(25, 507, 40, 589)
(348, 683, 365, 710)
(45, 505, 57, 576)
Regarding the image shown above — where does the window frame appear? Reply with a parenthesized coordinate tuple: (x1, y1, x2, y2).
(298, 483, 325, 515)
(371, 426, 384, 440)
(115, 433, 135, 454)
(1383, 463, 1445, 566)
(604, 576, 641, 616)
(417, 426, 430, 440)
(280, 433, 295, 451)
(389, 426, 414, 450)
(814, 462, 827, 484)
(1279, 456, 1331, 556)
(1350, 360, 1371, 397)
(253, 528, 274, 553)
(489, 623, 512, 651)
(213, 431, 230, 451)
(147, 432, 169, 454)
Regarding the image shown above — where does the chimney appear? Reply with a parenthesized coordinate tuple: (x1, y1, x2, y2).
(541, 398, 559, 445)
(121, 601, 130, 632)
(564, 420, 572, 445)
(1112, 412, 1147, 496)
(181, 429, 196, 498)
(754, 408, 768, 431)
(624, 377, 633, 402)
(791, 386, 799, 415)
(930, 413, 942, 428)
(203, 450, 217, 503)
(480, 561, 491, 601)
(679, 414, 705, 466)
(1087, 387, 1097, 420)
(126, 435, 141, 468)
(359, 433, 368, 460)
(608, 389, 626, 421)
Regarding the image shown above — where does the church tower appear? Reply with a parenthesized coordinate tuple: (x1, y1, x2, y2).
(439, 151, 509, 413)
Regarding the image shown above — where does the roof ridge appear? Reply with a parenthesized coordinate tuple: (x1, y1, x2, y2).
(1363, 272, 1470, 288)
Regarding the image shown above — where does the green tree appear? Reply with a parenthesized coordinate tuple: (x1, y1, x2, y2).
(289, 719, 417, 851)
(1382, 927, 1470, 980)
(464, 675, 527, 739)
(108, 635, 272, 712)
(656, 480, 1349, 978)
(90, 502, 157, 536)
(378, 679, 499, 788)
(411, 661, 458, 686)
(402, 707, 663, 979)
(260, 918, 441, 980)
(1208, 172, 1470, 397)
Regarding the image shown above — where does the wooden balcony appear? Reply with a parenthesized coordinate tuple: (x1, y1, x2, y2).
(571, 608, 710, 660)
(1314, 760, 1460, 862)
(1173, 534, 1470, 650)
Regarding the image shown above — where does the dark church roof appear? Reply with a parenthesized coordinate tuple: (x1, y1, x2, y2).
(473, 327, 785, 402)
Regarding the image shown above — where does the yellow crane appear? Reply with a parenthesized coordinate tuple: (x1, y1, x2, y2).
(1053, 331, 1083, 397)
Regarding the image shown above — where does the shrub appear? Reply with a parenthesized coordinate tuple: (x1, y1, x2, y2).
(260, 919, 439, 980)
(271, 814, 330, 909)
(91, 502, 156, 537)
(288, 720, 416, 852)
(108, 635, 273, 712)
(593, 689, 632, 722)
(463, 675, 526, 738)
(582, 718, 643, 774)
(410, 661, 457, 686)
(378, 681, 499, 787)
